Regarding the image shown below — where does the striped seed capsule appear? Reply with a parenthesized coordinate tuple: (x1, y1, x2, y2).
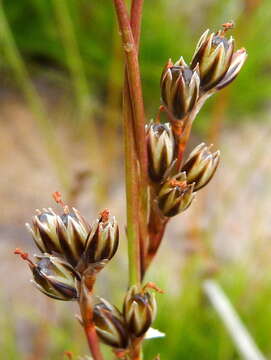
(157, 172, 195, 217)
(31, 254, 80, 301)
(191, 25, 247, 91)
(146, 122, 175, 182)
(93, 298, 129, 349)
(182, 143, 220, 191)
(123, 285, 157, 338)
(161, 57, 200, 120)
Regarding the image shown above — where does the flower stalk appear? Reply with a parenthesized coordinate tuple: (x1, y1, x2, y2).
(123, 79, 141, 285)
(113, 0, 146, 358)
(79, 277, 104, 360)
(113, 0, 148, 283)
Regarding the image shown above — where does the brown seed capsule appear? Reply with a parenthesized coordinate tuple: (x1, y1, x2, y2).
(83, 209, 119, 265)
(182, 143, 220, 191)
(93, 298, 129, 349)
(215, 48, 247, 90)
(56, 208, 91, 267)
(26, 207, 91, 268)
(157, 172, 195, 217)
(160, 57, 200, 120)
(191, 26, 247, 91)
(31, 254, 80, 301)
(146, 122, 175, 182)
(26, 209, 62, 255)
(123, 285, 157, 338)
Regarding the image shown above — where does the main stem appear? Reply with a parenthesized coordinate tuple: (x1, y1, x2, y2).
(113, 0, 147, 177)
(123, 77, 141, 285)
(113, 0, 147, 285)
(114, 1, 145, 358)
(130, 0, 148, 277)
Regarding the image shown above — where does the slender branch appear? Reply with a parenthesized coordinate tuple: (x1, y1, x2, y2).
(130, 0, 144, 49)
(79, 277, 104, 360)
(123, 77, 141, 285)
(113, 0, 148, 186)
(175, 92, 212, 169)
(129, 0, 148, 277)
(83, 324, 104, 360)
(114, 1, 146, 358)
(113, 0, 148, 282)
(145, 219, 168, 274)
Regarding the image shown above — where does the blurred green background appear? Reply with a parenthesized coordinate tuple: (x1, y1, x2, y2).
(1, 0, 271, 359)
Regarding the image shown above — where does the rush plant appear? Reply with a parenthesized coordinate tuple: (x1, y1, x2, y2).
(15, 2, 247, 359)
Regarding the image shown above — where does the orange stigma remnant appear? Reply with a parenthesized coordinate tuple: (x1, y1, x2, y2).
(155, 105, 165, 123)
(169, 179, 187, 189)
(64, 351, 74, 360)
(221, 21, 234, 35)
(100, 209, 110, 222)
(53, 191, 69, 214)
(14, 248, 34, 267)
(53, 191, 65, 207)
(143, 282, 164, 294)
(167, 58, 173, 69)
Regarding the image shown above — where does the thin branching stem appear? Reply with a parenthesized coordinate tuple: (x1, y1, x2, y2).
(130, 0, 144, 48)
(129, 0, 148, 277)
(79, 277, 104, 360)
(123, 77, 141, 285)
(114, 1, 146, 357)
(113, 0, 147, 284)
(113, 0, 147, 178)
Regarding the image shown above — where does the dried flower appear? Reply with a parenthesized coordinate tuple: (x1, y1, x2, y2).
(157, 173, 195, 217)
(215, 48, 247, 90)
(83, 209, 119, 265)
(31, 254, 80, 300)
(182, 143, 220, 190)
(56, 208, 91, 267)
(93, 298, 129, 349)
(160, 57, 200, 120)
(146, 122, 175, 182)
(26, 209, 62, 255)
(191, 24, 247, 91)
(123, 285, 157, 337)
(26, 207, 91, 268)
(26, 200, 119, 273)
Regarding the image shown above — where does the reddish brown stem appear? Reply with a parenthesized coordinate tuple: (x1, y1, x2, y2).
(84, 324, 103, 360)
(113, 0, 148, 280)
(123, 73, 141, 285)
(79, 275, 104, 360)
(176, 119, 193, 170)
(113, 2, 146, 359)
(173, 92, 212, 169)
(144, 207, 169, 274)
(130, 337, 143, 360)
(113, 0, 148, 185)
(130, 0, 144, 49)
(129, 0, 148, 279)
